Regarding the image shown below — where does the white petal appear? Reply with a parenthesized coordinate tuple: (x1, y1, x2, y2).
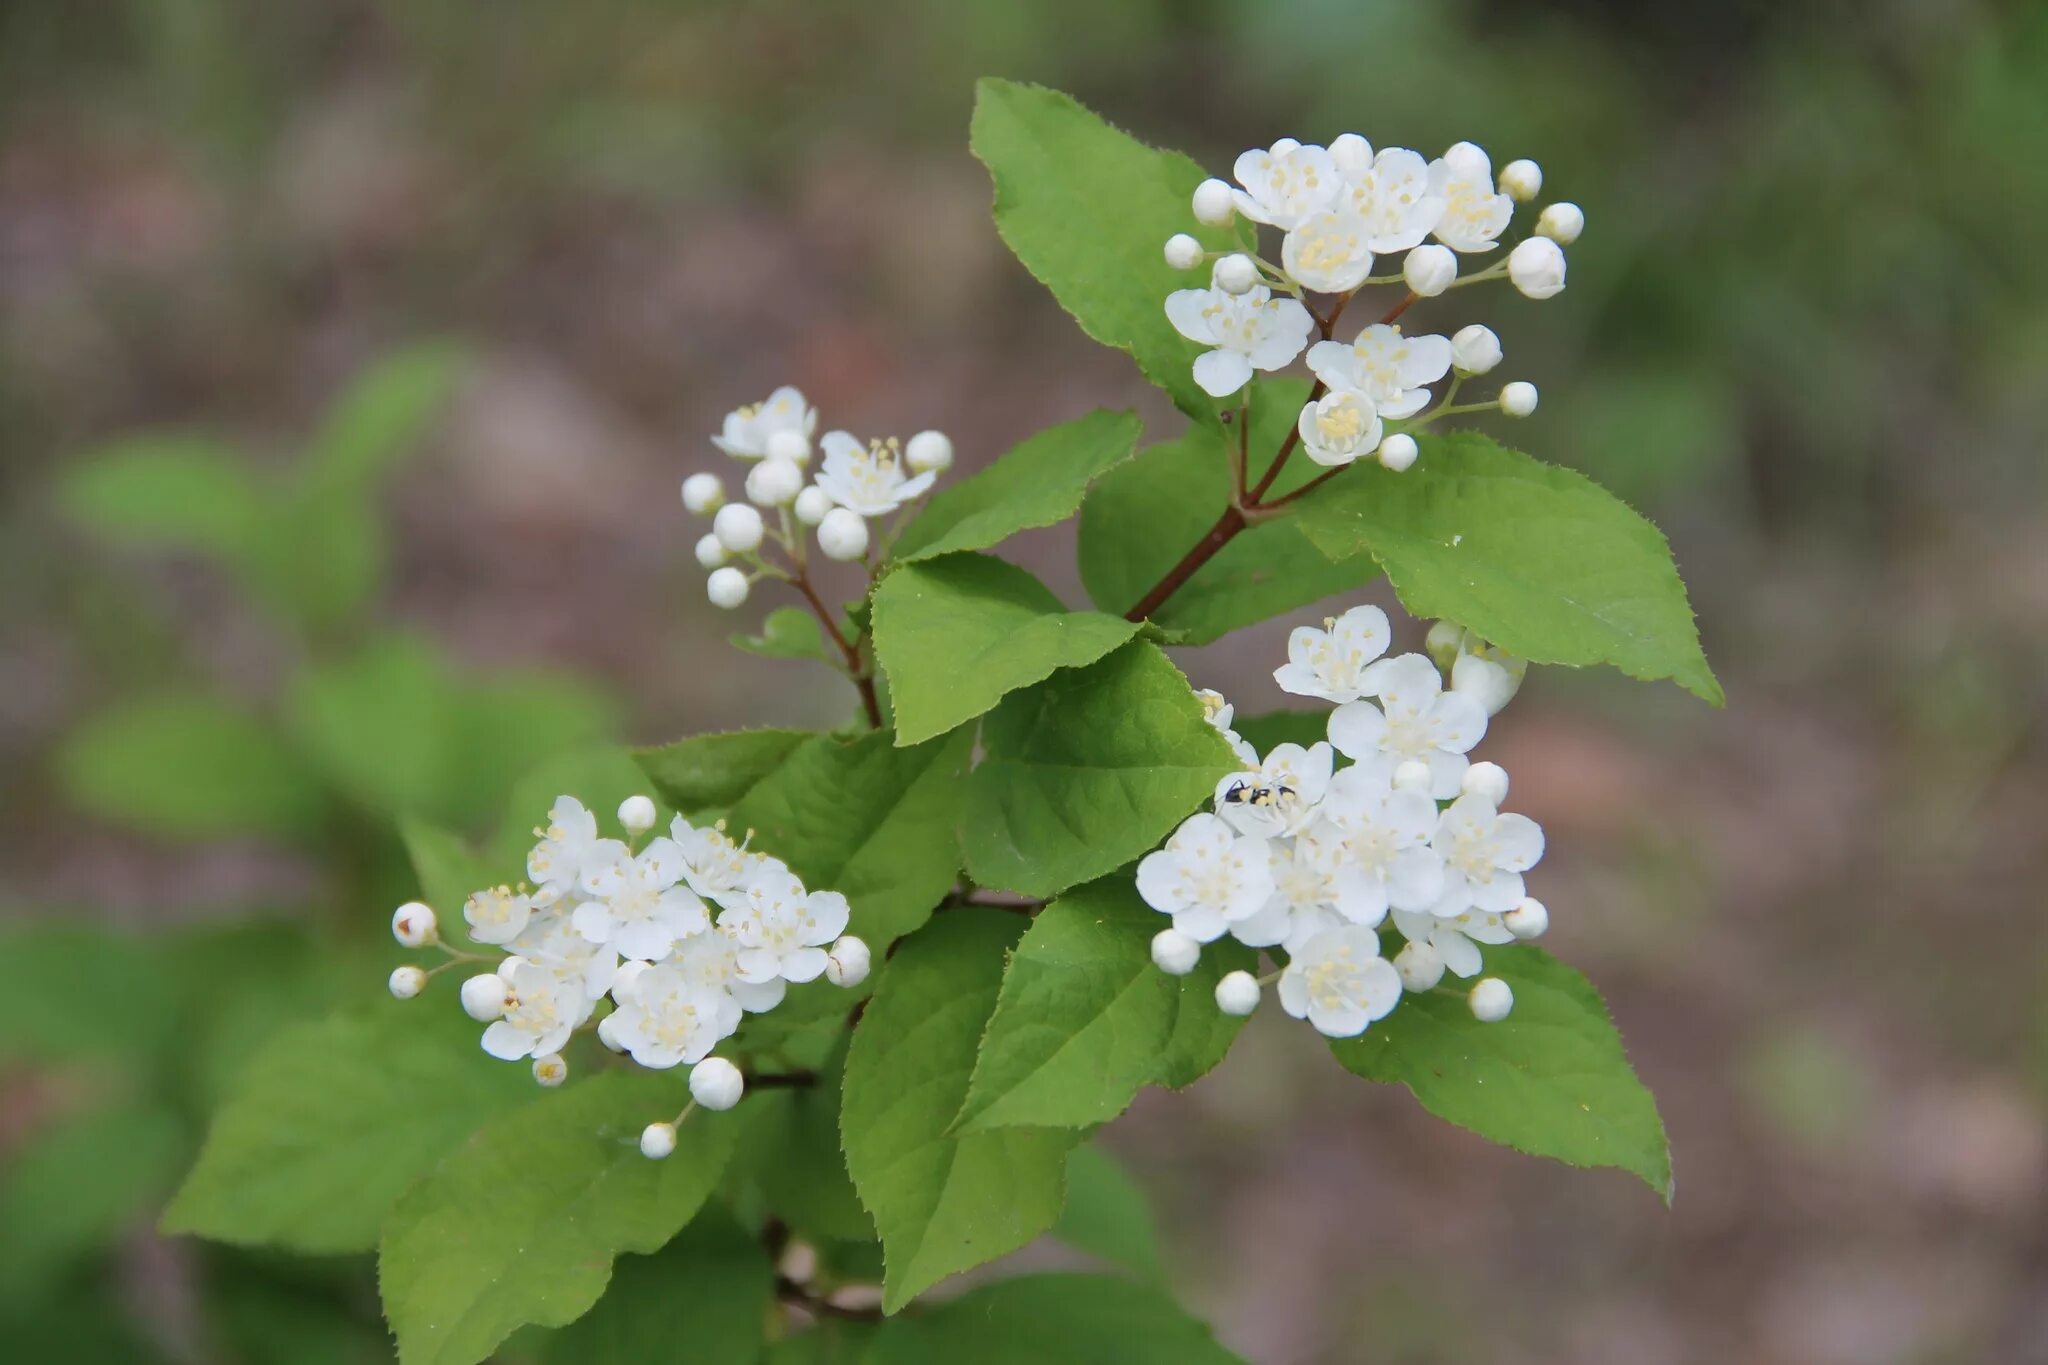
(1491, 814, 1546, 871)
(1436, 930, 1483, 978)
(1164, 289, 1218, 344)
(781, 947, 830, 983)
(1326, 700, 1387, 758)
(481, 1020, 533, 1060)
(1192, 349, 1254, 397)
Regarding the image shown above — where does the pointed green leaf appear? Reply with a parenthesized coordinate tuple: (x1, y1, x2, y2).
(731, 606, 831, 663)
(304, 342, 463, 494)
(971, 80, 1233, 421)
(1330, 945, 1672, 1199)
(958, 878, 1252, 1131)
(58, 435, 264, 559)
(892, 409, 1142, 563)
(962, 642, 1237, 898)
(539, 1207, 771, 1365)
(860, 1273, 1242, 1364)
(1052, 1145, 1163, 1280)
(378, 1069, 738, 1365)
(840, 910, 1077, 1313)
(1294, 432, 1721, 703)
(872, 555, 1141, 746)
(635, 728, 815, 818)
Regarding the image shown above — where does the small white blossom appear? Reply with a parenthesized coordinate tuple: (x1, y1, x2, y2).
(1313, 766, 1449, 922)
(1214, 741, 1334, 839)
(667, 927, 787, 1013)
(1336, 147, 1446, 253)
(462, 884, 537, 947)
(1230, 139, 1340, 228)
(574, 840, 710, 961)
(1507, 237, 1567, 299)
(1136, 812, 1273, 943)
(1327, 653, 1488, 799)
(481, 956, 590, 1060)
(1278, 925, 1403, 1037)
(1165, 270, 1316, 398)
(1390, 906, 1514, 980)
(509, 903, 621, 999)
(617, 794, 657, 836)
(712, 385, 817, 460)
(1305, 323, 1451, 420)
(1227, 826, 1353, 950)
(604, 960, 739, 1068)
(671, 817, 754, 899)
(814, 433, 935, 517)
(532, 1053, 568, 1087)
(1430, 142, 1513, 252)
(1273, 604, 1392, 703)
(526, 796, 607, 905)
(1429, 792, 1545, 917)
(1295, 391, 1384, 468)
(1195, 689, 1258, 765)
(1281, 210, 1375, 294)
(717, 862, 849, 985)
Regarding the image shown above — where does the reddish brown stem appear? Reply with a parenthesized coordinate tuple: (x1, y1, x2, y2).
(791, 568, 883, 729)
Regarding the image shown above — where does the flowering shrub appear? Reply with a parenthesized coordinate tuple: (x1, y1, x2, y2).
(162, 81, 1715, 1361)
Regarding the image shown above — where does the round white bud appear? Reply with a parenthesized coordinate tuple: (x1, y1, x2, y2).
(905, 429, 953, 475)
(1192, 177, 1236, 226)
(694, 532, 728, 569)
(1214, 253, 1259, 296)
(706, 567, 750, 610)
(1164, 232, 1205, 271)
(391, 901, 437, 948)
(1505, 897, 1549, 940)
(1377, 433, 1419, 472)
(1214, 970, 1261, 1016)
(1392, 759, 1433, 794)
(1329, 132, 1373, 179)
(617, 794, 657, 836)
(460, 972, 510, 1022)
(1536, 201, 1584, 245)
(681, 472, 725, 515)
(532, 1053, 568, 1087)
(639, 1121, 677, 1160)
(792, 485, 832, 526)
(825, 935, 871, 988)
(1150, 928, 1201, 977)
(1499, 382, 1539, 418)
(1402, 244, 1457, 297)
(1507, 236, 1567, 300)
(387, 965, 427, 1000)
(1499, 158, 1543, 203)
(745, 457, 804, 508)
(817, 508, 869, 562)
(1469, 977, 1514, 1022)
(764, 427, 812, 464)
(1450, 324, 1503, 376)
(1395, 940, 1445, 993)
(1451, 649, 1525, 716)
(778, 1239, 820, 1285)
(712, 502, 764, 553)
(1425, 620, 1467, 672)
(1461, 761, 1509, 807)
(689, 1057, 745, 1112)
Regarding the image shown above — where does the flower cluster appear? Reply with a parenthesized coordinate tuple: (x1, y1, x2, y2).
(385, 792, 870, 1151)
(679, 384, 953, 610)
(1140, 606, 1548, 1036)
(1163, 136, 1583, 470)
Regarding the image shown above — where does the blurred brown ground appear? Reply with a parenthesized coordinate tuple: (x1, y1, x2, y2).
(4, 1, 2047, 1362)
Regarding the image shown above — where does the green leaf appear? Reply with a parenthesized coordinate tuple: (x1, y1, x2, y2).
(1330, 945, 1672, 1199)
(1078, 379, 1382, 644)
(540, 1207, 771, 1365)
(55, 692, 326, 842)
(449, 672, 622, 821)
(958, 878, 1251, 1131)
(378, 1069, 738, 1365)
(732, 606, 831, 663)
(840, 910, 1077, 1313)
(1052, 1145, 1164, 1280)
(0, 924, 176, 1064)
(1231, 708, 1330, 756)
(859, 1273, 1242, 1364)
(872, 555, 1141, 746)
(0, 1100, 185, 1304)
(242, 489, 385, 632)
(58, 435, 264, 559)
(304, 343, 463, 494)
(736, 1047, 873, 1243)
(635, 728, 815, 818)
(729, 728, 973, 946)
(1294, 432, 1721, 704)
(971, 81, 1234, 421)
(892, 410, 1142, 563)
(162, 1003, 531, 1254)
(286, 636, 459, 819)
(961, 642, 1237, 898)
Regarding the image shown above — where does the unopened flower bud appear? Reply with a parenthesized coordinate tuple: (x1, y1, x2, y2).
(1505, 898, 1549, 940)
(1425, 620, 1467, 672)
(1164, 233, 1204, 271)
(617, 794, 657, 836)
(1395, 940, 1445, 993)
(391, 901, 437, 948)
(1214, 253, 1259, 296)
(1215, 970, 1261, 1016)
(532, 1053, 568, 1087)
(792, 485, 832, 526)
(1499, 382, 1539, 418)
(694, 532, 728, 569)
(1150, 928, 1201, 977)
(681, 473, 724, 515)
(689, 1057, 745, 1111)
(1192, 177, 1236, 226)
(825, 935, 871, 988)
(764, 427, 812, 465)
(1536, 202, 1584, 245)
(1452, 647, 1527, 714)
(745, 457, 804, 508)
(1377, 433, 1418, 472)
(1507, 237, 1566, 300)
(712, 502, 764, 553)
(1498, 159, 1543, 203)
(1329, 133, 1373, 179)
(817, 508, 868, 561)
(460, 973, 509, 1022)
(706, 567, 750, 609)
(640, 1121, 677, 1159)
(387, 965, 427, 1000)
(1392, 759, 1432, 794)
(1469, 977, 1514, 1022)
(905, 430, 953, 475)
(1461, 761, 1509, 807)
(1450, 324, 1502, 376)
(1402, 244, 1457, 297)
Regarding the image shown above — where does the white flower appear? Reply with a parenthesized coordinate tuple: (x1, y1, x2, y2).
(1327, 653, 1488, 799)
(1273, 604, 1392, 702)
(573, 839, 709, 961)
(1507, 237, 1567, 299)
(1230, 139, 1340, 228)
(532, 1053, 568, 1087)
(1278, 925, 1403, 1037)
(462, 884, 537, 947)
(813, 432, 936, 517)
(717, 862, 849, 985)
(508, 903, 621, 999)
(526, 796, 608, 905)
(604, 960, 740, 1068)
(1165, 272, 1316, 398)
(481, 956, 590, 1060)
(1305, 324, 1451, 419)
(1195, 689, 1258, 765)
(1295, 391, 1384, 468)
(1228, 826, 1358, 950)
(1214, 741, 1333, 839)
(1314, 766, 1449, 921)
(1281, 210, 1375, 293)
(1391, 906, 1513, 979)
(670, 817, 755, 899)
(1428, 793, 1545, 917)
(1336, 147, 1447, 253)
(668, 926, 787, 1012)
(712, 385, 817, 460)
(1136, 812, 1273, 943)
(1430, 142, 1513, 253)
